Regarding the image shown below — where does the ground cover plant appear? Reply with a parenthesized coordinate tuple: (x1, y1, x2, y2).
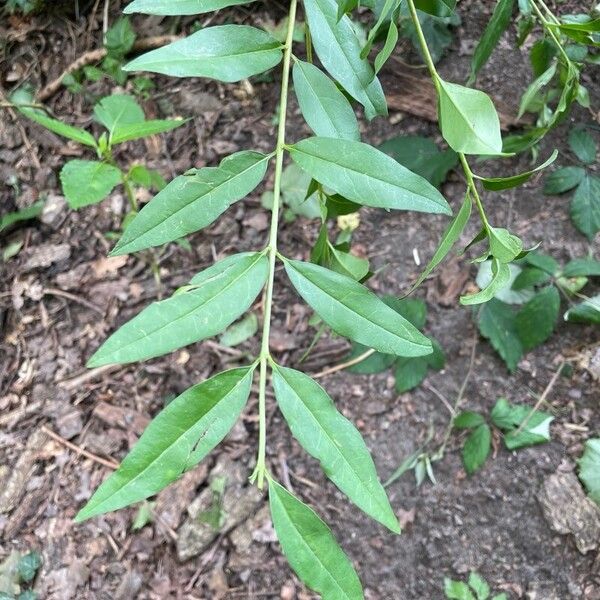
(2, 0, 600, 597)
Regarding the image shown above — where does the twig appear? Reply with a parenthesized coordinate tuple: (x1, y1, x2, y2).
(57, 364, 119, 391)
(43, 287, 104, 315)
(41, 425, 119, 469)
(513, 360, 565, 435)
(36, 35, 180, 101)
(311, 348, 376, 379)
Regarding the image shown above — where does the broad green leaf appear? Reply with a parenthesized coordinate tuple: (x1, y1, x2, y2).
(543, 166, 586, 194)
(87, 252, 268, 366)
(511, 267, 551, 290)
(284, 258, 432, 357)
(523, 251, 559, 275)
(568, 128, 596, 165)
(124, 25, 283, 82)
(383, 296, 427, 329)
(378, 135, 458, 188)
(269, 480, 364, 600)
(461, 258, 511, 305)
(60, 160, 122, 209)
(515, 286, 559, 350)
(468, 572, 491, 600)
(474, 150, 558, 191)
(407, 193, 471, 294)
(517, 62, 557, 118)
(444, 578, 476, 600)
(75, 367, 254, 520)
(476, 261, 534, 305)
(462, 424, 491, 475)
(468, 0, 514, 85)
(454, 411, 486, 429)
(112, 151, 270, 255)
(105, 17, 136, 57)
(17, 552, 41, 583)
(0, 201, 44, 233)
(12, 89, 96, 147)
(346, 343, 396, 374)
(93, 94, 144, 132)
(219, 312, 258, 347)
(394, 357, 428, 393)
(564, 294, 600, 324)
(292, 60, 360, 141)
(570, 174, 600, 240)
(562, 258, 600, 277)
(303, 0, 387, 119)
(438, 79, 503, 155)
(272, 365, 400, 532)
(414, 0, 456, 17)
(578, 438, 600, 506)
(478, 299, 523, 372)
(288, 137, 451, 214)
(488, 227, 523, 263)
(125, 0, 254, 14)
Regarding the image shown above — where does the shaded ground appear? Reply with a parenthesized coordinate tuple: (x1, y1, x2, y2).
(1, 1, 599, 598)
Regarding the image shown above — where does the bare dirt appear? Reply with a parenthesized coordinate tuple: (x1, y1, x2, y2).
(1, 1, 599, 599)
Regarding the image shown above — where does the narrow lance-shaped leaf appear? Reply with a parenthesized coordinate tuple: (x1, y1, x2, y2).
(303, 0, 387, 119)
(124, 25, 283, 82)
(438, 79, 503, 155)
(269, 479, 364, 600)
(406, 192, 472, 294)
(374, 20, 399, 74)
(76, 367, 255, 520)
(60, 160, 122, 209)
(124, 0, 255, 15)
(113, 151, 270, 255)
(87, 252, 269, 366)
(272, 364, 400, 532)
(111, 119, 187, 144)
(292, 60, 360, 141)
(467, 0, 514, 85)
(283, 258, 433, 357)
(288, 137, 451, 215)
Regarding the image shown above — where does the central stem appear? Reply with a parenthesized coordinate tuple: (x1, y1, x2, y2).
(251, 0, 298, 489)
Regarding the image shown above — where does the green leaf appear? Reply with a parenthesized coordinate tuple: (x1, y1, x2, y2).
(414, 0, 456, 17)
(268, 479, 364, 600)
(272, 365, 400, 532)
(17, 552, 41, 583)
(517, 62, 557, 118)
(438, 79, 503, 155)
(303, 0, 387, 119)
(292, 60, 360, 141)
(113, 151, 270, 255)
(461, 258, 511, 306)
(329, 245, 370, 280)
(476, 261, 534, 305)
(76, 367, 254, 520)
(124, 0, 255, 14)
(564, 294, 600, 324)
(570, 174, 600, 240)
(578, 438, 600, 506)
(468, 0, 514, 85)
(515, 286, 559, 350)
(444, 578, 476, 600)
(474, 150, 558, 191)
(105, 17, 136, 57)
(288, 137, 451, 215)
(454, 411, 486, 429)
(488, 227, 523, 263)
(112, 119, 186, 144)
(478, 299, 523, 372)
(522, 251, 559, 275)
(374, 20, 398, 74)
(462, 424, 491, 475)
(568, 128, 596, 165)
(219, 312, 258, 347)
(124, 25, 283, 82)
(87, 252, 268, 366)
(60, 160, 122, 209)
(561, 258, 600, 277)
(378, 135, 458, 188)
(12, 89, 96, 147)
(511, 267, 551, 290)
(407, 193, 472, 294)
(346, 343, 396, 374)
(394, 357, 428, 392)
(0, 200, 44, 233)
(384, 296, 427, 329)
(468, 572, 491, 600)
(543, 166, 586, 194)
(283, 258, 433, 357)
(93, 94, 144, 132)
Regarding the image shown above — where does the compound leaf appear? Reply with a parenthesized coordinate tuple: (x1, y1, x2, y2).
(87, 252, 268, 366)
(76, 367, 254, 520)
(125, 0, 254, 14)
(303, 0, 387, 119)
(269, 479, 364, 600)
(113, 151, 270, 255)
(284, 258, 433, 357)
(272, 365, 400, 533)
(60, 160, 122, 209)
(124, 25, 283, 82)
(293, 60, 360, 141)
(288, 137, 451, 215)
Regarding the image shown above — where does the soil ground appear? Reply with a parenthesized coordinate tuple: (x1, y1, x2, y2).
(1, 1, 599, 599)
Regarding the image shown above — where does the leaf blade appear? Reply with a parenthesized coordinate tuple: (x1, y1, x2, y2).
(60, 160, 122, 209)
(125, 0, 255, 14)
